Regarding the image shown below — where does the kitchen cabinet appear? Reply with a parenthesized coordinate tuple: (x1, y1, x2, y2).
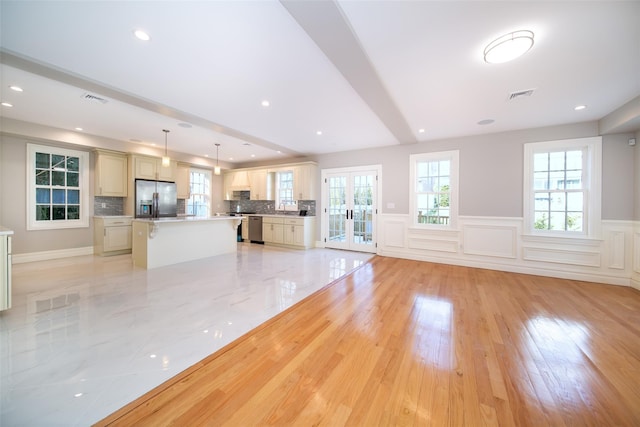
(241, 217, 249, 241)
(94, 216, 133, 256)
(262, 216, 315, 249)
(176, 163, 191, 199)
(0, 230, 12, 311)
(132, 155, 176, 181)
(95, 150, 128, 197)
(223, 172, 234, 200)
(293, 163, 318, 200)
(262, 217, 284, 244)
(249, 170, 269, 200)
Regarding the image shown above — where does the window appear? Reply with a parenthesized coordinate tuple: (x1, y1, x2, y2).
(524, 137, 601, 237)
(276, 170, 295, 208)
(187, 168, 211, 217)
(27, 144, 89, 230)
(410, 150, 459, 228)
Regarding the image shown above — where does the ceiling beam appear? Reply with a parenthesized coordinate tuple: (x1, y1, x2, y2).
(280, 0, 416, 145)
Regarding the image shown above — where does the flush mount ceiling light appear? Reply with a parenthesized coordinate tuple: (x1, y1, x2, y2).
(162, 129, 170, 167)
(214, 143, 221, 175)
(484, 30, 534, 64)
(134, 29, 151, 41)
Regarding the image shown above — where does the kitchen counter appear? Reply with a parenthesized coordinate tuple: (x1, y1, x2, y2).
(131, 216, 241, 269)
(0, 227, 14, 236)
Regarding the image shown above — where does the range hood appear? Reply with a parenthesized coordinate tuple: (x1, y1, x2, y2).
(231, 171, 250, 190)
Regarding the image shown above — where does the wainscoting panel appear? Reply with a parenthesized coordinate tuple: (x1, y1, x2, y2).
(377, 215, 636, 287)
(608, 230, 626, 270)
(463, 224, 517, 258)
(522, 246, 601, 267)
(383, 220, 406, 248)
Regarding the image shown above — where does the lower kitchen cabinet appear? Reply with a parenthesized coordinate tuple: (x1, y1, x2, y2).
(0, 231, 12, 311)
(262, 216, 315, 249)
(94, 216, 133, 256)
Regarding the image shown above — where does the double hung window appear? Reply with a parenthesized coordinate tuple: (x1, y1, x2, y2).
(410, 150, 459, 228)
(523, 137, 601, 237)
(276, 171, 294, 208)
(187, 168, 211, 217)
(27, 144, 89, 230)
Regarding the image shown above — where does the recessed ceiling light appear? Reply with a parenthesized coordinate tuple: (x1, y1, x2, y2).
(74, 393, 84, 398)
(1, 102, 13, 107)
(276, 150, 282, 154)
(261, 100, 270, 107)
(574, 105, 587, 111)
(316, 130, 323, 136)
(178, 122, 192, 128)
(477, 119, 495, 125)
(229, 157, 234, 160)
(484, 30, 534, 64)
(134, 30, 150, 41)
(418, 128, 425, 134)
(251, 154, 256, 158)
(75, 127, 83, 131)
(9, 85, 23, 92)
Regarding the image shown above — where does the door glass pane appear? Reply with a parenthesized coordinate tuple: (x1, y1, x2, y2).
(352, 174, 373, 246)
(328, 176, 346, 243)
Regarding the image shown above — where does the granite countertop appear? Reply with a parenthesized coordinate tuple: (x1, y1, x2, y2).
(94, 215, 133, 218)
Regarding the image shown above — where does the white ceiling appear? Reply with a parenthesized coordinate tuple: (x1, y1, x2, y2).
(1, 1, 639, 165)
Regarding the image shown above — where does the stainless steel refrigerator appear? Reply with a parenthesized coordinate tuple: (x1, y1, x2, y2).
(135, 179, 178, 218)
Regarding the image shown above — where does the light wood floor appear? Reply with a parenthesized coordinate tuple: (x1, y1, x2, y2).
(96, 256, 640, 426)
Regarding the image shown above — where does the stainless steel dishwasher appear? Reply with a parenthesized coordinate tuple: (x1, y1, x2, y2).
(248, 216, 263, 243)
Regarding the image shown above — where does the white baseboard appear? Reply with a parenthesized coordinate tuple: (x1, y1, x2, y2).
(12, 246, 94, 264)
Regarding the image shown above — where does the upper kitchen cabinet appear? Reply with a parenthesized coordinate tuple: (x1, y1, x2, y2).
(293, 163, 318, 200)
(131, 154, 176, 181)
(249, 170, 269, 200)
(176, 163, 190, 199)
(94, 150, 128, 197)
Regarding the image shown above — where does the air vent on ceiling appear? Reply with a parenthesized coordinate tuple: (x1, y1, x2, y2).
(508, 89, 535, 100)
(81, 92, 109, 104)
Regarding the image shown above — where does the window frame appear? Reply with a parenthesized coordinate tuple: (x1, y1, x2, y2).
(409, 150, 459, 229)
(523, 136, 602, 238)
(27, 143, 90, 230)
(187, 168, 212, 218)
(275, 170, 295, 208)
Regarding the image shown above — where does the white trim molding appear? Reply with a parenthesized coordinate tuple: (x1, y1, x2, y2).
(12, 246, 94, 264)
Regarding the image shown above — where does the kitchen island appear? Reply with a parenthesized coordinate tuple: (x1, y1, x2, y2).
(132, 216, 241, 269)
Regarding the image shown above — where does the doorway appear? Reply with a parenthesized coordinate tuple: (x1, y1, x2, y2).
(321, 165, 380, 253)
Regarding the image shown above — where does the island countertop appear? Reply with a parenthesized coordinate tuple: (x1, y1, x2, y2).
(132, 215, 239, 224)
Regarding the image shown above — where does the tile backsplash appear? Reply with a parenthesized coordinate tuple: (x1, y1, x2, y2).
(94, 196, 124, 216)
(227, 200, 316, 216)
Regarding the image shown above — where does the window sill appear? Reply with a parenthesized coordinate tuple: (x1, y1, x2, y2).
(521, 233, 602, 247)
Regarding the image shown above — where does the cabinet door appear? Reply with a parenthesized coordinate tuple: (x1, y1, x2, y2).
(223, 172, 234, 200)
(176, 164, 190, 199)
(292, 225, 305, 246)
(249, 170, 268, 200)
(135, 156, 157, 180)
(242, 219, 249, 240)
(104, 226, 132, 251)
(262, 223, 273, 242)
(96, 152, 128, 197)
(158, 160, 176, 181)
(272, 223, 285, 244)
(294, 164, 318, 200)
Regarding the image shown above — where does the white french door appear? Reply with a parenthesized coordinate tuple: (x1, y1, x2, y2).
(322, 166, 379, 253)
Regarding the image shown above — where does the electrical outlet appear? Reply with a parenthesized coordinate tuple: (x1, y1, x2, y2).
(101, 203, 106, 208)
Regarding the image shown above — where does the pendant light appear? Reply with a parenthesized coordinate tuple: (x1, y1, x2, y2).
(162, 129, 170, 167)
(214, 143, 221, 175)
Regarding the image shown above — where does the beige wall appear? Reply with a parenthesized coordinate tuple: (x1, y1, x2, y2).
(0, 134, 94, 254)
(635, 130, 640, 221)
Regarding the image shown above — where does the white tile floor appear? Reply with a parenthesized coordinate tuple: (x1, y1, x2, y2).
(0, 244, 372, 426)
